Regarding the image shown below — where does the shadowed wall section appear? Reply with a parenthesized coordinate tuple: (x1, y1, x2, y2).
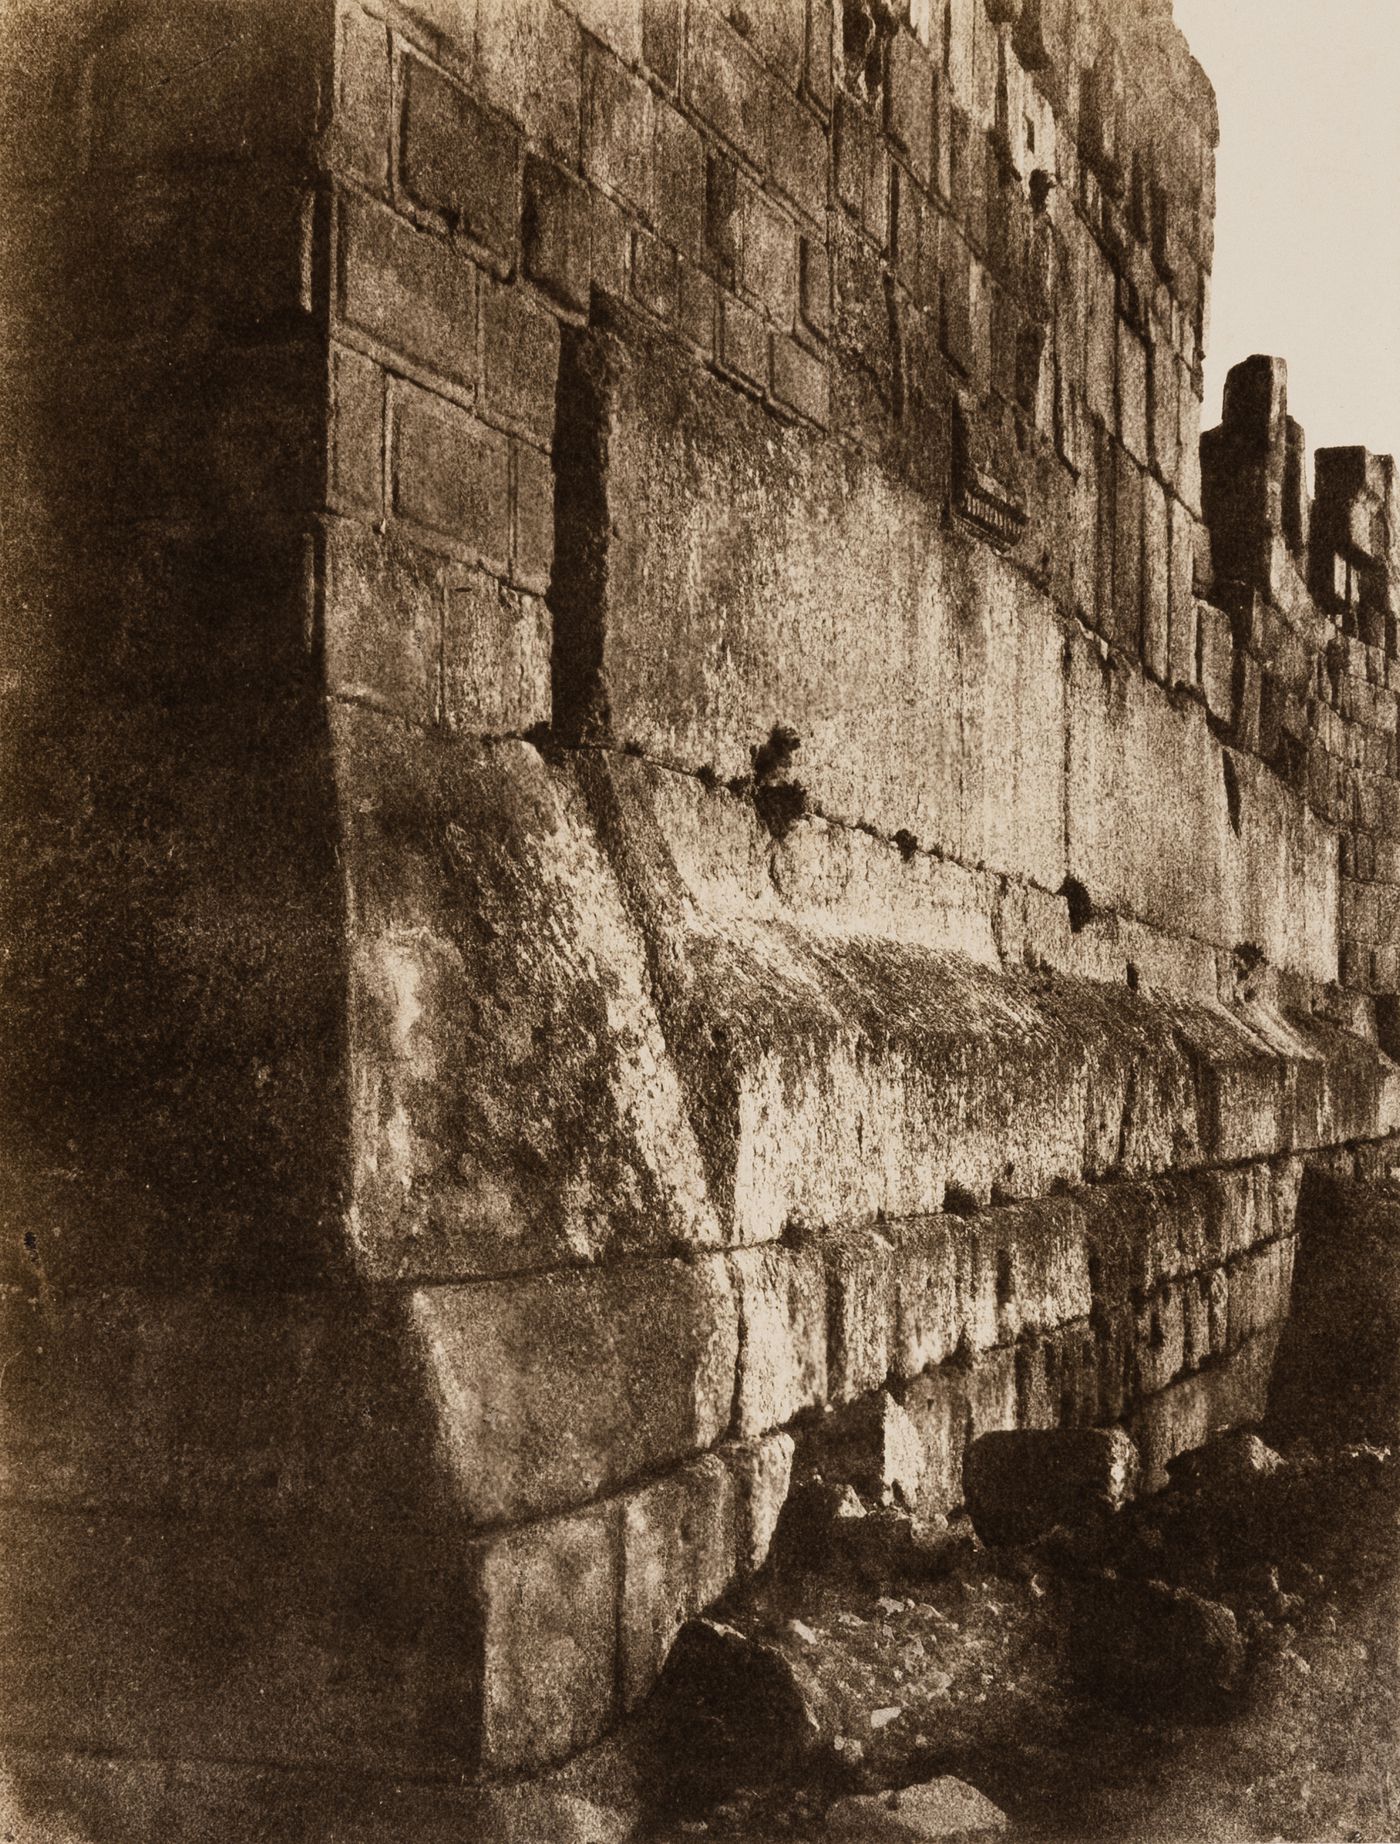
(3, 0, 1400, 1836)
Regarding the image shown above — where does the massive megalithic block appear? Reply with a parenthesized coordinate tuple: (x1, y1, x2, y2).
(1311, 446, 1400, 647)
(4, 0, 1400, 1837)
(1200, 355, 1308, 608)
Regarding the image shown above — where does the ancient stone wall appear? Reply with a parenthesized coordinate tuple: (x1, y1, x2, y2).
(3, 0, 1400, 1836)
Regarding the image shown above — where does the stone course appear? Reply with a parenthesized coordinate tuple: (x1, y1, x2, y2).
(5, 0, 1400, 1832)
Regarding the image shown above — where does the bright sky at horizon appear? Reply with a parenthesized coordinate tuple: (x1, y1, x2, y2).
(1170, 0, 1400, 472)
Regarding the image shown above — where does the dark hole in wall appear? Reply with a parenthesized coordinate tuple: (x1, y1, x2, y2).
(1376, 996, 1400, 1062)
(996, 1249, 1014, 1305)
(841, 0, 889, 100)
(752, 723, 802, 782)
(1061, 876, 1094, 933)
(1222, 754, 1242, 835)
(754, 780, 809, 841)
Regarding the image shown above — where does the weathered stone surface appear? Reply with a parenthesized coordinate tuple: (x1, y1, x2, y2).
(333, 715, 726, 1276)
(827, 1225, 897, 1402)
(1074, 1577, 1246, 1712)
(730, 1243, 829, 1436)
(24, 0, 1400, 1822)
(657, 1618, 832, 1779)
(335, 192, 477, 391)
(964, 1427, 1140, 1545)
(475, 1503, 620, 1773)
(805, 1389, 928, 1510)
(773, 1478, 872, 1572)
(399, 54, 520, 261)
(410, 1258, 739, 1524)
(1197, 598, 1234, 721)
(1065, 626, 1338, 980)
(389, 381, 510, 561)
(729, 1430, 797, 1572)
(0, 1501, 485, 1775)
(322, 517, 442, 723)
(444, 570, 551, 732)
(0, 1289, 440, 1522)
(1129, 1327, 1282, 1490)
(1166, 1428, 1283, 1491)
(620, 1454, 736, 1709)
(329, 709, 1387, 1300)
(900, 1368, 978, 1514)
(1270, 1170, 1400, 1443)
(827, 1777, 1009, 1841)
(552, 313, 1066, 889)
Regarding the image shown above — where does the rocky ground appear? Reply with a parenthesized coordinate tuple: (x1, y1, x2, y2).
(539, 1425, 1400, 1844)
(530, 1172, 1400, 1844)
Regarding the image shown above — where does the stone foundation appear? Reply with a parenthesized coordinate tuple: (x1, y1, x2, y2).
(3, 0, 1400, 1834)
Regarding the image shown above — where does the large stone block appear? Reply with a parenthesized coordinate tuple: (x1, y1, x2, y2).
(583, 43, 655, 217)
(1225, 1235, 1295, 1350)
(825, 1224, 896, 1403)
(334, 718, 727, 1276)
(330, 0, 391, 191)
(551, 313, 1066, 890)
(399, 54, 520, 262)
(828, 1779, 1009, 1841)
(620, 1455, 737, 1709)
(990, 1196, 1094, 1340)
(482, 278, 561, 446)
(686, 5, 767, 165)
(523, 155, 591, 313)
(804, 1388, 929, 1509)
(389, 381, 510, 563)
(889, 1215, 983, 1379)
(410, 1256, 739, 1524)
(1227, 749, 1338, 985)
(322, 517, 443, 722)
(0, 1289, 444, 1524)
(335, 192, 477, 393)
(1067, 631, 1221, 938)
(1063, 629, 1333, 980)
(475, 1502, 619, 1772)
(1129, 1327, 1280, 1490)
(899, 1367, 969, 1513)
(475, 0, 582, 164)
(1142, 472, 1171, 681)
(443, 570, 551, 733)
(1200, 356, 1290, 598)
(329, 341, 386, 515)
(964, 1426, 1139, 1544)
(729, 1244, 828, 1437)
(0, 1502, 484, 1775)
(727, 1431, 796, 1572)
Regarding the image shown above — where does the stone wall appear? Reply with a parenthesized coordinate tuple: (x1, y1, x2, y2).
(3, 0, 1400, 1836)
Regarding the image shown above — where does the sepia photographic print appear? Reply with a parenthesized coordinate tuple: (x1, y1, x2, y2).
(1, 0, 1398, 1838)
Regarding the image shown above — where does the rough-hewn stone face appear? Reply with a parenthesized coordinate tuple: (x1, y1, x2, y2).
(410, 1258, 740, 1523)
(964, 1425, 1140, 1544)
(8, 0, 1400, 1830)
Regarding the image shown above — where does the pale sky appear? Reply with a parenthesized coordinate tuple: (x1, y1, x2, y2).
(1171, 0, 1400, 469)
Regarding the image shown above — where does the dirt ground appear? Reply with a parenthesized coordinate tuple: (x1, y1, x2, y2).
(619, 1431, 1400, 1843)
